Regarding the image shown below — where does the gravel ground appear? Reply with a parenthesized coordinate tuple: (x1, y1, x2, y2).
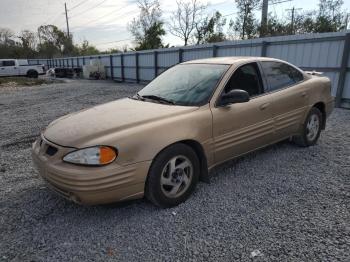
(0, 79, 349, 262)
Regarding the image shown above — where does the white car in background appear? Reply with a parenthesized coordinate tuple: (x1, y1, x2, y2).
(0, 59, 45, 78)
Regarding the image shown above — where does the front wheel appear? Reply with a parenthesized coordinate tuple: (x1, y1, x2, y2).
(145, 144, 199, 208)
(293, 107, 323, 147)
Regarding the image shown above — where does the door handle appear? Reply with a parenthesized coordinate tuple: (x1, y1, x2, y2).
(0, 68, 4, 70)
(301, 92, 308, 97)
(259, 103, 270, 110)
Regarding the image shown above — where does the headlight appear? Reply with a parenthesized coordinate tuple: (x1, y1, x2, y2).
(63, 146, 117, 166)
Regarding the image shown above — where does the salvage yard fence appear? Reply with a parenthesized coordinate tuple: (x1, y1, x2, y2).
(28, 30, 350, 109)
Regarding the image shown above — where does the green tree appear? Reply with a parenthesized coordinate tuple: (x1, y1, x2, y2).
(135, 21, 166, 50)
(77, 40, 100, 56)
(260, 14, 289, 37)
(37, 25, 76, 58)
(314, 0, 346, 32)
(230, 0, 260, 39)
(292, 11, 317, 34)
(194, 11, 226, 44)
(128, 0, 166, 50)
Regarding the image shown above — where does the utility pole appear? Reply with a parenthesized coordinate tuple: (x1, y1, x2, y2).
(260, 0, 268, 37)
(286, 6, 302, 35)
(290, 6, 295, 34)
(64, 2, 70, 37)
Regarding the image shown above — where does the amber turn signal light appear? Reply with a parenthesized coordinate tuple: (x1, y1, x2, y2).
(99, 146, 117, 165)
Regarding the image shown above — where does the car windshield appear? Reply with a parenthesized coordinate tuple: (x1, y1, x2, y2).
(137, 63, 229, 106)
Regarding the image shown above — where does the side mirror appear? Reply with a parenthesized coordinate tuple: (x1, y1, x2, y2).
(218, 89, 250, 106)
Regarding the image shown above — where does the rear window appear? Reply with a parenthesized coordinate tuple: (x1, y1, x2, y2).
(1, 60, 15, 66)
(261, 61, 304, 92)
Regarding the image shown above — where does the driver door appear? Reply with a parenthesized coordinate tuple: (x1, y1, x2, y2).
(211, 62, 275, 164)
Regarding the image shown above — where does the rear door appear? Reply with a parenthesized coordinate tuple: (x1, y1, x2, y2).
(259, 61, 308, 138)
(211, 62, 275, 164)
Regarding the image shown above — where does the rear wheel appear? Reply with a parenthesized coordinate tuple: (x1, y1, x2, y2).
(27, 70, 38, 78)
(145, 144, 199, 208)
(293, 107, 323, 147)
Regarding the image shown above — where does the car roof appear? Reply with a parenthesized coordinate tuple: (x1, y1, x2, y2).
(182, 56, 282, 65)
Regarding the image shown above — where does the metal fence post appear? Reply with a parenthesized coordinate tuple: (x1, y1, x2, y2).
(109, 55, 114, 80)
(77, 57, 79, 68)
(335, 33, 350, 107)
(71, 58, 74, 68)
(178, 48, 183, 63)
(135, 52, 139, 83)
(154, 51, 158, 77)
(120, 54, 125, 82)
(261, 41, 268, 57)
(212, 45, 218, 57)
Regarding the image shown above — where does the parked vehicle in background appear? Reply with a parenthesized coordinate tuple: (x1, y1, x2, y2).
(0, 59, 45, 78)
(32, 57, 334, 208)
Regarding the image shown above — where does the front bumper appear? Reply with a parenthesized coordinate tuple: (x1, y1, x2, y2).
(31, 136, 151, 205)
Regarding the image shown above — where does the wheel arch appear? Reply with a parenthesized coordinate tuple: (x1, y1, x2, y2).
(146, 139, 210, 186)
(312, 102, 326, 129)
(179, 139, 209, 183)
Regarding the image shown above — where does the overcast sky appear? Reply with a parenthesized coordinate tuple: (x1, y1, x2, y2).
(1, 0, 349, 50)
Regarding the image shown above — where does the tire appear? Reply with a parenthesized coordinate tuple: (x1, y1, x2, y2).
(293, 107, 323, 147)
(27, 70, 38, 78)
(145, 143, 200, 208)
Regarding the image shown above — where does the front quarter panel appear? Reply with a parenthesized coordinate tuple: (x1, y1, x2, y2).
(78, 105, 214, 167)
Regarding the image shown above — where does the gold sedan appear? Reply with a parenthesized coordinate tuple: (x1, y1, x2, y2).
(32, 57, 334, 208)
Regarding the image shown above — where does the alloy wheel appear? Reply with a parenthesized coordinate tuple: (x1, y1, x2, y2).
(306, 113, 320, 141)
(160, 155, 193, 198)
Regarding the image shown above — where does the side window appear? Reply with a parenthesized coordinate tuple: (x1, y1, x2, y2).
(224, 63, 262, 97)
(2, 60, 15, 67)
(261, 61, 304, 92)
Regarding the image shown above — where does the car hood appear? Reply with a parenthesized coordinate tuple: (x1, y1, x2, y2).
(44, 98, 198, 147)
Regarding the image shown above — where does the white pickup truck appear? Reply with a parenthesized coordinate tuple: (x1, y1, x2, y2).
(0, 59, 45, 78)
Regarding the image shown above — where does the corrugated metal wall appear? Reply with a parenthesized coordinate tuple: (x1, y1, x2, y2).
(29, 31, 350, 108)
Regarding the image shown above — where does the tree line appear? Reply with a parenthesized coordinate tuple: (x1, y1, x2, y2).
(0, 25, 102, 59)
(0, 0, 348, 59)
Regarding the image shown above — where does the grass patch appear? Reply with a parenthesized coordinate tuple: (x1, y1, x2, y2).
(0, 77, 62, 87)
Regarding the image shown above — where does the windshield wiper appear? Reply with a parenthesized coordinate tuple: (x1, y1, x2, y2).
(140, 95, 175, 105)
(130, 93, 145, 101)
